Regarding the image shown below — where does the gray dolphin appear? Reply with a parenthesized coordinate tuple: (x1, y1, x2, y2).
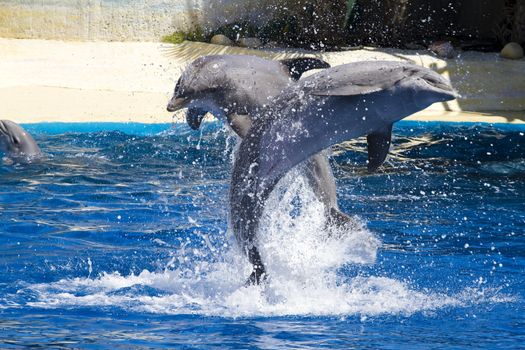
(166, 55, 354, 232)
(0, 120, 41, 161)
(230, 61, 457, 284)
(167, 55, 330, 129)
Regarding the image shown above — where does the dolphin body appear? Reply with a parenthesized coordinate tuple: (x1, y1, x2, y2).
(230, 60, 457, 284)
(0, 120, 41, 161)
(167, 55, 356, 236)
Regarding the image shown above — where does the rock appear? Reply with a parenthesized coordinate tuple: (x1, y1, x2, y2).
(210, 34, 232, 46)
(428, 41, 455, 59)
(263, 41, 279, 49)
(237, 37, 262, 48)
(500, 42, 524, 60)
(405, 42, 426, 50)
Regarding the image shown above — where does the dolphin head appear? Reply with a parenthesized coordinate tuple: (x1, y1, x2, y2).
(167, 57, 236, 130)
(403, 67, 458, 110)
(167, 55, 299, 131)
(0, 120, 41, 159)
(167, 56, 230, 117)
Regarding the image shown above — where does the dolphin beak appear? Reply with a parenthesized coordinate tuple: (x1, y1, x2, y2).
(167, 97, 188, 112)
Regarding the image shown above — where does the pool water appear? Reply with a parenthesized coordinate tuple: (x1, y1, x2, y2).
(1, 121, 524, 348)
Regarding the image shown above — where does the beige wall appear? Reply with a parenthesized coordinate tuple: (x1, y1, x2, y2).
(0, 0, 278, 41)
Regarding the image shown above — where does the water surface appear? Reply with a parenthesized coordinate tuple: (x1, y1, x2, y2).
(1, 121, 524, 348)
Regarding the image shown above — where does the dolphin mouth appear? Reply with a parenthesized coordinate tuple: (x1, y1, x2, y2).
(427, 78, 456, 95)
(167, 97, 188, 112)
(421, 73, 458, 98)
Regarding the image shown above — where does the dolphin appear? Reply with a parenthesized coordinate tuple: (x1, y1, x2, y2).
(230, 60, 457, 284)
(166, 55, 355, 231)
(0, 120, 41, 161)
(167, 55, 330, 130)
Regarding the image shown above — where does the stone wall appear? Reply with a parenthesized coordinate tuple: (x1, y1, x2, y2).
(349, 0, 506, 45)
(0, 0, 277, 41)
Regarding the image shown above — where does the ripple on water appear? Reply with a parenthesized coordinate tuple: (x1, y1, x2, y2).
(0, 122, 524, 347)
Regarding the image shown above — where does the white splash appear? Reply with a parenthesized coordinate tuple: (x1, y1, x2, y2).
(20, 169, 513, 317)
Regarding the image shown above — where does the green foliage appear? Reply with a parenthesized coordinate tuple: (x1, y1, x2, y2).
(162, 1, 355, 48)
(161, 31, 186, 44)
(345, 0, 357, 27)
(185, 26, 206, 42)
(161, 27, 207, 44)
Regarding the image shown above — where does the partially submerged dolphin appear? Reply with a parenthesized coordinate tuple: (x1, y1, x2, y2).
(167, 55, 355, 235)
(0, 120, 41, 161)
(230, 61, 457, 283)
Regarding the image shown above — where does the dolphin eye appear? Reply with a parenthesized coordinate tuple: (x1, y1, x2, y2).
(13, 137, 20, 145)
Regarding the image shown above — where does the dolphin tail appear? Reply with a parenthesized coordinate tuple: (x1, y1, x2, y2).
(245, 246, 267, 285)
(326, 207, 361, 236)
(327, 207, 353, 226)
(279, 57, 331, 80)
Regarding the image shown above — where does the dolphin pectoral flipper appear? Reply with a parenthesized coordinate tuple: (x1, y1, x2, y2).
(367, 123, 393, 172)
(279, 58, 331, 80)
(228, 114, 253, 138)
(186, 107, 208, 130)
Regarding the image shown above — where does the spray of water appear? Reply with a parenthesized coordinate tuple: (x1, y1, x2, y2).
(20, 167, 512, 317)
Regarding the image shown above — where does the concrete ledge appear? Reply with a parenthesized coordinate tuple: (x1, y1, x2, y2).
(1, 39, 524, 124)
(0, 86, 177, 124)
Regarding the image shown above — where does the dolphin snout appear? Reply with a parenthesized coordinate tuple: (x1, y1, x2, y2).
(167, 97, 187, 112)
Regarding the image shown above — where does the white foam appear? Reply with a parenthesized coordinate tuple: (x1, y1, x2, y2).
(20, 169, 514, 317)
(24, 267, 513, 318)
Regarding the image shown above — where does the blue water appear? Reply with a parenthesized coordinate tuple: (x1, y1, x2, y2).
(1, 121, 524, 348)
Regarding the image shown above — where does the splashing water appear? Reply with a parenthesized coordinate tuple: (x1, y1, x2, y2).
(0, 121, 523, 347)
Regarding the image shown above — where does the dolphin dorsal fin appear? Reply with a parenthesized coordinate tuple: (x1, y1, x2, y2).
(279, 58, 331, 80)
(366, 123, 393, 172)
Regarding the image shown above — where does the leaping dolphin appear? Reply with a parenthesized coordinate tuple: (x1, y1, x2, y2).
(0, 120, 41, 162)
(167, 55, 330, 130)
(230, 60, 457, 284)
(166, 55, 355, 238)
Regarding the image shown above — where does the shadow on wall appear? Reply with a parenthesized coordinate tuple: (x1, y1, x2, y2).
(181, 0, 280, 33)
(0, 0, 284, 41)
(348, 0, 507, 47)
(174, 0, 350, 50)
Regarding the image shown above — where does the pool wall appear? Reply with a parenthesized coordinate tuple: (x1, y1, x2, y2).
(0, 38, 524, 124)
(0, 0, 280, 41)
